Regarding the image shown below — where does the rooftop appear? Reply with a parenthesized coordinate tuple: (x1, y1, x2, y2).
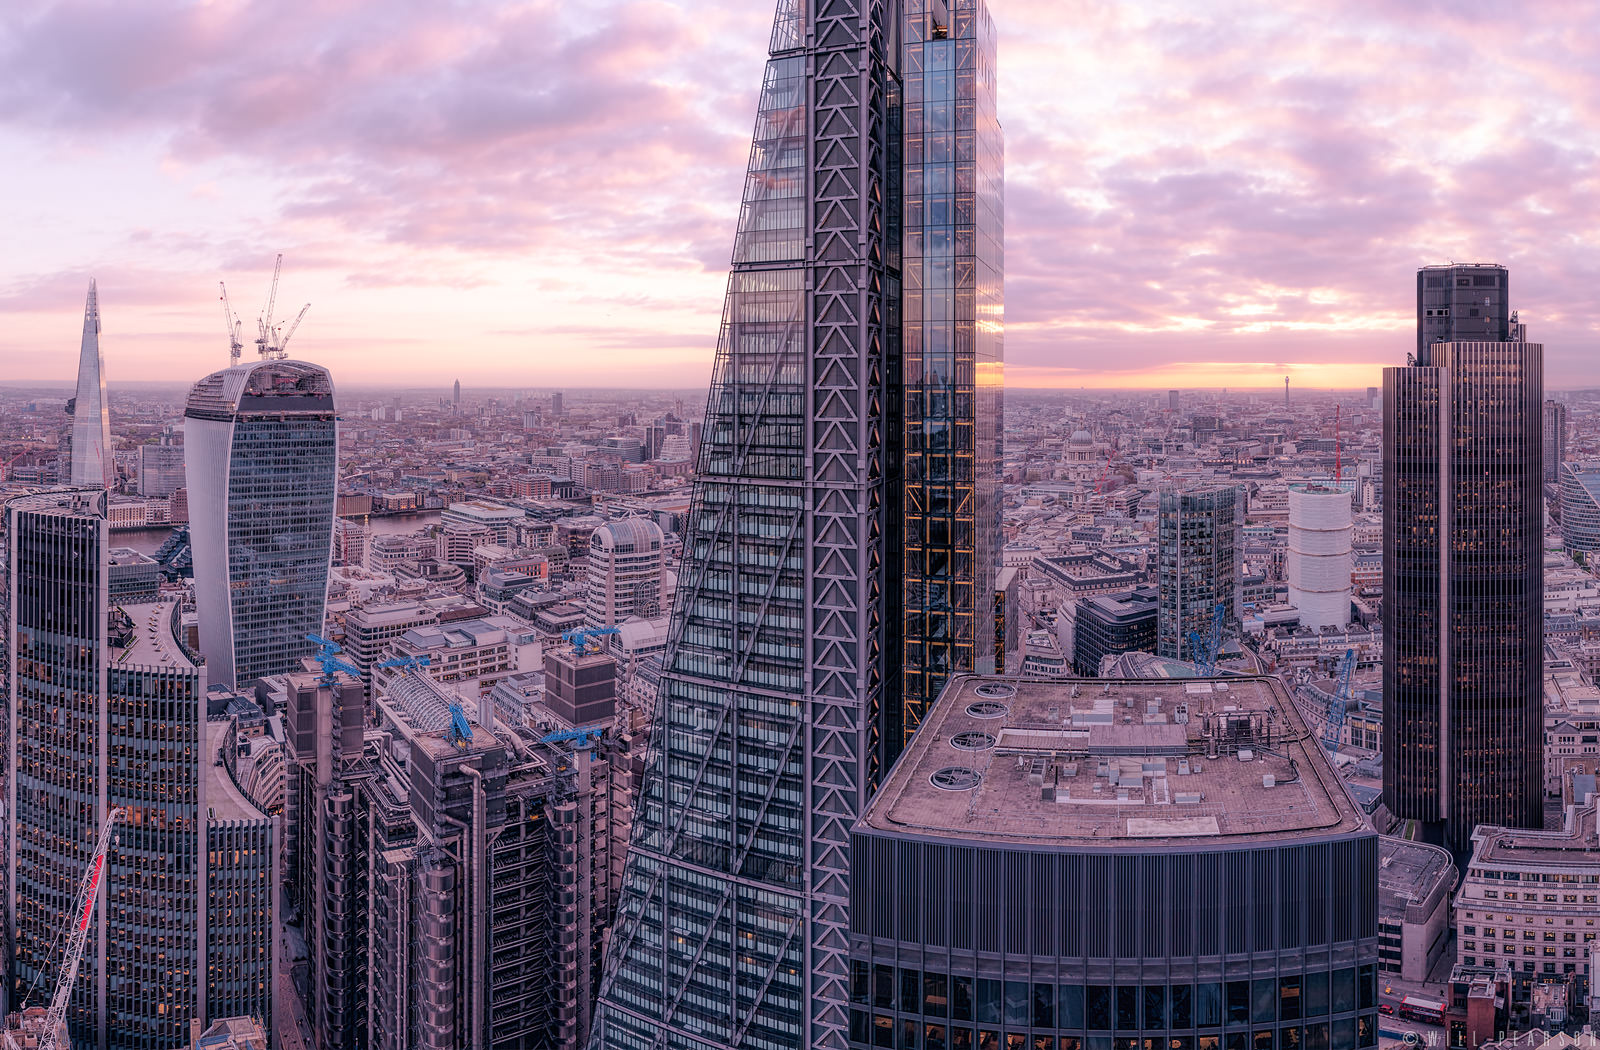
(1471, 800, 1600, 868)
(858, 674, 1368, 849)
(1377, 836, 1457, 919)
(206, 719, 269, 823)
(113, 600, 196, 671)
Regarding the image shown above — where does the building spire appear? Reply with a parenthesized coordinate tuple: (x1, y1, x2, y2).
(69, 279, 113, 489)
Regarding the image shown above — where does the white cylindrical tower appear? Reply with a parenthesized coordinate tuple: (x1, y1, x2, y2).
(1287, 484, 1352, 629)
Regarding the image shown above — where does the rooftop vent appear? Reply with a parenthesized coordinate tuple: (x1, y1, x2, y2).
(951, 731, 996, 751)
(930, 767, 981, 791)
(966, 700, 1008, 719)
(973, 682, 1016, 700)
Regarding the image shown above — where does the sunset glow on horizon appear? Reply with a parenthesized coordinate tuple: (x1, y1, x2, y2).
(2, 0, 1597, 389)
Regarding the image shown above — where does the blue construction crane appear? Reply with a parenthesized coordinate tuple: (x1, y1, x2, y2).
(538, 725, 605, 752)
(562, 625, 621, 656)
(1323, 648, 1356, 753)
(377, 654, 474, 748)
(1186, 602, 1227, 676)
(305, 633, 362, 686)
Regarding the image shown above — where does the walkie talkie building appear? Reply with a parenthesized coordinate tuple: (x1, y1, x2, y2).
(184, 360, 338, 687)
(590, 2, 1002, 1049)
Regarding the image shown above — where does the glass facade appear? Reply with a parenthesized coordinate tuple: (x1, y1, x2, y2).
(1156, 486, 1240, 662)
(185, 361, 338, 687)
(895, 0, 1004, 757)
(846, 965, 1379, 1050)
(1559, 463, 1600, 556)
(6, 493, 267, 1048)
(1383, 333, 1545, 853)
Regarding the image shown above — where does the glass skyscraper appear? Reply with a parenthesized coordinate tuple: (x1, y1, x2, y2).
(893, 0, 1004, 755)
(184, 360, 338, 687)
(591, 3, 1002, 1049)
(6, 491, 274, 1048)
(1384, 264, 1543, 855)
(1155, 484, 1240, 662)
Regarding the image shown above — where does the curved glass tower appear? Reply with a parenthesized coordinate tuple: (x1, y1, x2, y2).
(184, 360, 338, 687)
(591, 3, 1003, 1049)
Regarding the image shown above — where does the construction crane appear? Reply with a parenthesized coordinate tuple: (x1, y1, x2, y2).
(275, 303, 311, 358)
(304, 633, 362, 686)
(1186, 601, 1226, 677)
(1323, 648, 1356, 753)
(562, 625, 621, 656)
(254, 254, 282, 360)
(378, 654, 475, 748)
(218, 282, 244, 366)
(8, 808, 126, 1050)
(539, 725, 606, 751)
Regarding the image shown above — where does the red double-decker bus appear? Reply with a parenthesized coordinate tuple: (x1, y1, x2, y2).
(1397, 995, 1446, 1025)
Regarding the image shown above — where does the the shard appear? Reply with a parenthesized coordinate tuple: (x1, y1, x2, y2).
(590, 1, 1003, 1048)
(69, 280, 113, 489)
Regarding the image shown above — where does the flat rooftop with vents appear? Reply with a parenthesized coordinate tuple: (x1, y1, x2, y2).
(861, 673, 1368, 849)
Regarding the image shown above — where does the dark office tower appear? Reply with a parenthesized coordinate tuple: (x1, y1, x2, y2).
(1384, 298, 1543, 854)
(552, 391, 564, 417)
(894, 0, 1003, 754)
(1156, 483, 1240, 661)
(185, 360, 338, 687)
(1543, 399, 1568, 484)
(1416, 263, 1509, 360)
(453, 377, 461, 407)
(1168, 389, 1180, 412)
(591, 0, 1005, 1047)
(6, 491, 275, 1048)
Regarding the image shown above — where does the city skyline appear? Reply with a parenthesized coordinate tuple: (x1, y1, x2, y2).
(2, 1, 1597, 389)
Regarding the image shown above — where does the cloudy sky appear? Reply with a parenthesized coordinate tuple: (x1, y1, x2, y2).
(2, 0, 1597, 390)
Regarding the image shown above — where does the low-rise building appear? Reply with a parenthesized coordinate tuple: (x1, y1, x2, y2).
(1378, 836, 1457, 982)
(1454, 799, 1600, 1003)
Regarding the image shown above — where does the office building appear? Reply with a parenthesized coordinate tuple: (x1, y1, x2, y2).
(363, 675, 634, 1049)
(6, 491, 273, 1048)
(1416, 262, 1510, 360)
(848, 674, 1380, 1050)
(1168, 389, 1180, 412)
(894, 0, 1004, 753)
(551, 390, 564, 417)
(282, 668, 369, 1049)
(441, 500, 525, 544)
(185, 360, 338, 686)
(1071, 586, 1158, 675)
(1286, 483, 1352, 630)
(68, 281, 113, 489)
(1544, 399, 1569, 485)
(453, 378, 461, 409)
(1560, 464, 1600, 556)
(591, 2, 1004, 1049)
(1156, 484, 1240, 661)
(1377, 838, 1456, 983)
(139, 442, 187, 497)
(584, 518, 665, 628)
(1453, 797, 1600, 998)
(1384, 272, 1543, 853)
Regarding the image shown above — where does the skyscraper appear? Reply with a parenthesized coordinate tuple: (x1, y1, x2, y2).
(1543, 398, 1568, 484)
(68, 281, 113, 489)
(453, 377, 461, 409)
(185, 360, 338, 687)
(1156, 483, 1240, 662)
(1415, 262, 1509, 360)
(1384, 265, 1542, 854)
(590, 3, 1003, 1049)
(894, 0, 1004, 751)
(6, 491, 275, 1048)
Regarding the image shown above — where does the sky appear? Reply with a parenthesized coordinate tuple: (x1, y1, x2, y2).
(1, 0, 1597, 391)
